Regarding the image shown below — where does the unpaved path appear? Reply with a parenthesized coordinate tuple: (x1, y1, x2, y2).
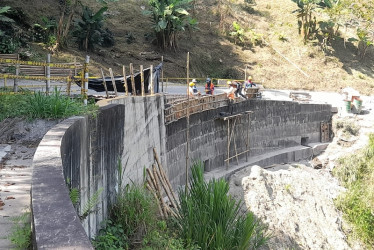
(0, 118, 58, 248)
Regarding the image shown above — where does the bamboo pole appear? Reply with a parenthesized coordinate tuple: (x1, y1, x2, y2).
(152, 164, 168, 216)
(146, 183, 164, 217)
(161, 56, 164, 92)
(140, 65, 145, 96)
(123, 65, 128, 96)
(245, 65, 247, 81)
(109, 68, 118, 97)
(226, 119, 230, 170)
(153, 148, 177, 202)
(185, 52, 190, 194)
(150, 65, 154, 95)
(83, 55, 90, 105)
(100, 68, 109, 99)
(67, 72, 72, 96)
(46, 54, 51, 94)
(130, 63, 136, 95)
(13, 54, 19, 92)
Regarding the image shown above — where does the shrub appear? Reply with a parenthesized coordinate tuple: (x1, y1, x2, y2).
(175, 163, 268, 249)
(333, 133, 374, 247)
(9, 212, 32, 250)
(92, 220, 128, 250)
(110, 185, 158, 247)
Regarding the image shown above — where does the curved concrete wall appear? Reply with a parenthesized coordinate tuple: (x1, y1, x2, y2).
(31, 95, 331, 248)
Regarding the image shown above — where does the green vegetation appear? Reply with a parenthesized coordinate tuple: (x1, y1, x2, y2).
(93, 163, 268, 249)
(333, 119, 360, 137)
(73, 6, 113, 51)
(175, 163, 268, 249)
(93, 185, 193, 249)
(9, 212, 32, 250)
(0, 88, 97, 122)
(333, 134, 374, 247)
(145, 0, 197, 49)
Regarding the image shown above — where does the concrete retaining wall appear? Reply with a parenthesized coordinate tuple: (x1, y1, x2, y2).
(31, 95, 331, 248)
(166, 99, 331, 188)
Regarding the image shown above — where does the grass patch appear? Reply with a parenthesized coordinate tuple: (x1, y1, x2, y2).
(333, 134, 374, 247)
(175, 163, 269, 249)
(9, 212, 32, 250)
(0, 87, 97, 121)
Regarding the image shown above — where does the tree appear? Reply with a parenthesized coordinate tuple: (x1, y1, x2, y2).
(146, 0, 197, 50)
(73, 6, 108, 51)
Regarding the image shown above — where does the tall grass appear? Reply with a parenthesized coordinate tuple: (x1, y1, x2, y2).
(0, 87, 97, 121)
(333, 134, 374, 247)
(175, 163, 268, 250)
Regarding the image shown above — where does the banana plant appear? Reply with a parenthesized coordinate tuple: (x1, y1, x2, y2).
(73, 5, 108, 51)
(145, 0, 197, 49)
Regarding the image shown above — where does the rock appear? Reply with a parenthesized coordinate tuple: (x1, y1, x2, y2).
(312, 157, 323, 169)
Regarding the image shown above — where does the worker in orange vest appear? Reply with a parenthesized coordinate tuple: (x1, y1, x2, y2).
(205, 78, 215, 95)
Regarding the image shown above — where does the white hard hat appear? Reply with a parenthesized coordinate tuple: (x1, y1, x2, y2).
(192, 79, 197, 83)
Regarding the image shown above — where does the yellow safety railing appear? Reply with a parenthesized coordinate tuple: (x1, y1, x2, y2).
(162, 77, 245, 87)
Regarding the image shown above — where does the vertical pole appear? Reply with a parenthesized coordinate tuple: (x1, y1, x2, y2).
(100, 68, 109, 99)
(246, 113, 250, 161)
(150, 65, 154, 95)
(13, 54, 19, 92)
(109, 68, 118, 97)
(67, 72, 72, 96)
(185, 52, 190, 194)
(123, 65, 128, 96)
(140, 65, 145, 96)
(226, 119, 230, 170)
(74, 57, 77, 76)
(130, 63, 136, 95)
(4, 77, 7, 87)
(161, 56, 164, 93)
(46, 53, 51, 94)
(83, 55, 90, 105)
(245, 65, 247, 81)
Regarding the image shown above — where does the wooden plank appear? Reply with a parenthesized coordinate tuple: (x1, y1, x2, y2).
(140, 65, 144, 96)
(109, 68, 118, 97)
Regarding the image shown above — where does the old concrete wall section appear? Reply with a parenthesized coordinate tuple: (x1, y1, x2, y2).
(165, 99, 331, 188)
(31, 96, 331, 248)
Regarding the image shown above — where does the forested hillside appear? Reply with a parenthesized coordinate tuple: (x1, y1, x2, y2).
(1, 0, 373, 94)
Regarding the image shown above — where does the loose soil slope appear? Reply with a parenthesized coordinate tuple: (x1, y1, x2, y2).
(2, 0, 374, 94)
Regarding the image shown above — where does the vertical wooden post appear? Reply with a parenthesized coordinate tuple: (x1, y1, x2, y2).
(140, 65, 145, 96)
(74, 57, 77, 76)
(161, 56, 164, 92)
(130, 63, 136, 96)
(226, 119, 230, 170)
(13, 54, 19, 92)
(67, 72, 72, 96)
(123, 65, 128, 96)
(246, 113, 250, 161)
(109, 68, 118, 97)
(185, 52, 190, 194)
(83, 55, 90, 105)
(245, 65, 248, 81)
(4, 77, 7, 87)
(100, 68, 109, 99)
(46, 53, 51, 94)
(150, 65, 154, 95)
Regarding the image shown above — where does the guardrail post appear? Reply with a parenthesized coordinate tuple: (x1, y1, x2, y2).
(46, 54, 51, 94)
(83, 55, 90, 105)
(13, 54, 19, 92)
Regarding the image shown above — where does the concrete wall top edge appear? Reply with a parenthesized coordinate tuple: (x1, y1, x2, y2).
(31, 117, 93, 249)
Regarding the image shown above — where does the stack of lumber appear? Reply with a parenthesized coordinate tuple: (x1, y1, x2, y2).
(146, 148, 178, 218)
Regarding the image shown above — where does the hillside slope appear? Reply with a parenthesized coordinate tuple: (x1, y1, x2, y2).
(2, 0, 374, 94)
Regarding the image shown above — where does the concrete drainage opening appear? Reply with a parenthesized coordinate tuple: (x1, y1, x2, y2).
(301, 137, 309, 146)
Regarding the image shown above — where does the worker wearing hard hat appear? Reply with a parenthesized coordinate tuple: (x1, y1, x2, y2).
(226, 81, 236, 100)
(188, 79, 200, 96)
(205, 78, 215, 95)
(245, 76, 256, 88)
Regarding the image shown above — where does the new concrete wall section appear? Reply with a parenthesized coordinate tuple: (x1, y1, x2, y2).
(165, 99, 331, 188)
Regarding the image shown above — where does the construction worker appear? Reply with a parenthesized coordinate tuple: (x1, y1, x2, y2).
(245, 76, 256, 88)
(188, 79, 200, 96)
(233, 80, 247, 99)
(205, 78, 214, 95)
(226, 81, 236, 99)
